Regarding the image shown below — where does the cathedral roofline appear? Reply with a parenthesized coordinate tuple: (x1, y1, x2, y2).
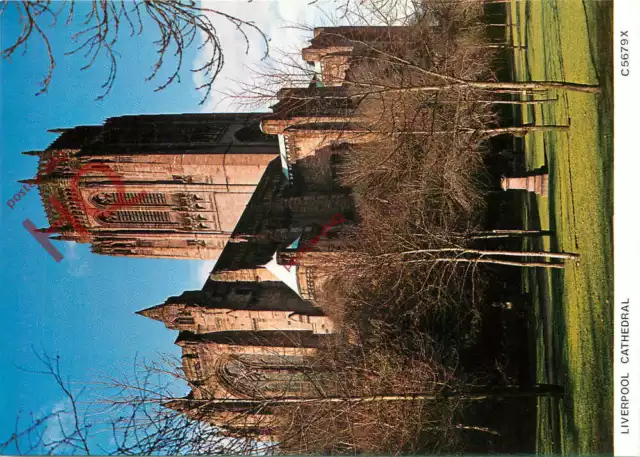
(136, 290, 209, 323)
(36, 227, 58, 233)
(174, 330, 324, 348)
(135, 304, 168, 322)
(50, 235, 79, 241)
(175, 331, 199, 346)
(161, 392, 195, 413)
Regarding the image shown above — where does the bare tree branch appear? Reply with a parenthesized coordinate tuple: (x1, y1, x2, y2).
(0, 0, 269, 103)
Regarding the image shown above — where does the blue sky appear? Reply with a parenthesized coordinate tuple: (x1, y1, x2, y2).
(0, 1, 329, 452)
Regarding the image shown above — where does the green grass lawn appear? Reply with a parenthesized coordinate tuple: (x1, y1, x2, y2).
(506, 0, 613, 454)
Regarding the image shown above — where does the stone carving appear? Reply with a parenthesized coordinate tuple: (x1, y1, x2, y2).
(94, 193, 116, 206)
(175, 193, 206, 210)
(172, 175, 194, 184)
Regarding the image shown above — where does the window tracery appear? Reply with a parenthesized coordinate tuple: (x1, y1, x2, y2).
(99, 210, 171, 224)
(175, 316, 195, 325)
(92, 192, 166, 207)
(217, 355, 318, 399)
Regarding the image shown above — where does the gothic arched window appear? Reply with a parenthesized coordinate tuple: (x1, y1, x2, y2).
(92, 192, 167, 207)
(216, 355, 319, 399)
(99, 211, 171, 224)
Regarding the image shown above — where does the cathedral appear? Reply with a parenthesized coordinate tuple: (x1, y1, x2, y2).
(26, 26, 407, 440)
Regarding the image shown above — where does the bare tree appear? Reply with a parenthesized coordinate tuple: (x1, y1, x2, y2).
(227, 6, 576, 453)
(0, 350, 279, 455)
(0, 0, 269, 103)
(1, 351, 92, 455)
(2, 336, 558, 455)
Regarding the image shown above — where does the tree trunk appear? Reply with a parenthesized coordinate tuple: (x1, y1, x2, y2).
(376, 81, 599, 95)
(479, 125, 569, 138)
(380, 248, 578, 260)
(424, 424, 501, 436)
(461, 23, 514, 29)
(416, 257, 567, 269)
(470, 229, 553, 239)
(473, 44, 527, 50)
(196, 384, 564, 406)
(424, 98, 558, 106)
(348, 125, 569, 138)
(454, 424, 501, 436)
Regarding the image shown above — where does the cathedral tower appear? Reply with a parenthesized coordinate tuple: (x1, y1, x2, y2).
(26, 113, 278, 259)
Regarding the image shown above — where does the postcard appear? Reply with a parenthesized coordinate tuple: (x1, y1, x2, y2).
(0, 0, 634, 455)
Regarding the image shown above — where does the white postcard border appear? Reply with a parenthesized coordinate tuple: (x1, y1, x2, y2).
(614, 0, 640, 455)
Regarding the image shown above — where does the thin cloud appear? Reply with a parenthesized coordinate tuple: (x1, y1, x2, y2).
(64, 241, 90, 277)
(191, 260, 217, 287)
(193, 0, 330, 112)
(41, 397, 77, 452)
